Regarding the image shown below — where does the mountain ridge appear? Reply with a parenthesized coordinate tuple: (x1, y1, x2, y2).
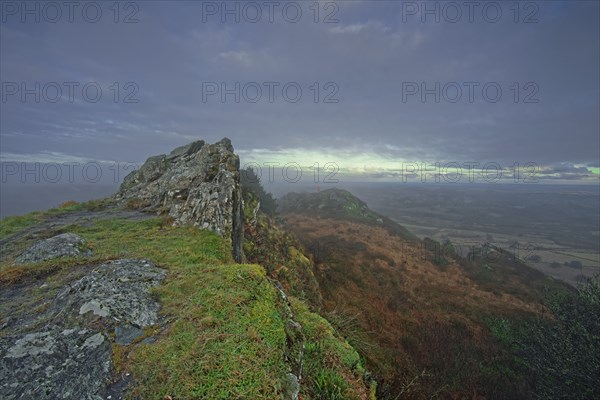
(0, 139, 375, 400)
(1, 139, 596, 400)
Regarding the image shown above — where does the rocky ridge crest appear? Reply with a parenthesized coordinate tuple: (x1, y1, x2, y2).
(114, 138, 244, 262)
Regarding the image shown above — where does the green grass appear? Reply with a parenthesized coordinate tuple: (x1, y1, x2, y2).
(290, 297, 368, 400)
(57, 218, 287, 399)
(0, 200, 108, 240)
(2, 212, 371, 399)
(0, 212, 46, 239)
(129, 264, 288, 399)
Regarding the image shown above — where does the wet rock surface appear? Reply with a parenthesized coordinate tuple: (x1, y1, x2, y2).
(0, 258, 165, 399)
(14, 233, 91, 265)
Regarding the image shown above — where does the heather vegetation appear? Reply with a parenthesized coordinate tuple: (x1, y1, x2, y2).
(280, 189, 592, 399)
(488, 275, 600, 399)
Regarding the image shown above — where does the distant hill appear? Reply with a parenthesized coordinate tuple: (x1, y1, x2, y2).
(278, 189, 417, 240)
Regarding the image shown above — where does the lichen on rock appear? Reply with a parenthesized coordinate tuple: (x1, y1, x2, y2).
(53, 258, 166, 327)
(14, 233, 91, 265)
(0, 327, 111, 400)
(0, 258, 165, 400)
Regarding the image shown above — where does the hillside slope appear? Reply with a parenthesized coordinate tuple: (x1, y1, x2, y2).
(279, 188, 574, 399)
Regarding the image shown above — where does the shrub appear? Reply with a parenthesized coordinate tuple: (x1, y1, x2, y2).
(489, 276, 600, 399)
(85, 199, 108, 211)
(59, 200, 79, 208)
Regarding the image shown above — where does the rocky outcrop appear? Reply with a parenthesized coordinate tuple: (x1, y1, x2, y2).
(273, 282, 305, 400)
(14, 233, 91, 265)
(53, 259, 166, 328)
(114, 138, 244, 262)
(0, 258, 165, 399)
(1, 327, 111, 400)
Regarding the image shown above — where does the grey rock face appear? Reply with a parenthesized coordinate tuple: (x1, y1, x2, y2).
(53, 259, 166, 327)
(0, 328, 111, 400)
(114, 138, 244, 262)
(14, 233, 91, 265)
(0, 259, 165, 400)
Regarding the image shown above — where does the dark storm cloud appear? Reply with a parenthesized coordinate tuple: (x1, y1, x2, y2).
(1, 1, 598, 179)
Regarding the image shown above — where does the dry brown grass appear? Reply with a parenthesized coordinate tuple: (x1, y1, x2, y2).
(282, 213, 550, 399)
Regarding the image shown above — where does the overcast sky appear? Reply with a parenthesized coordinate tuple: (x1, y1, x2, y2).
(1, 0, 599, 183)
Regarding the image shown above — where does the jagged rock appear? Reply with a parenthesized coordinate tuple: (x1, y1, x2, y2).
(14, 233, 91, 265)
(242, 188, 260, 229)
(166, 140, 205, 161)
(272, 282, 305, 398)
(114, 138, 244, 262)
